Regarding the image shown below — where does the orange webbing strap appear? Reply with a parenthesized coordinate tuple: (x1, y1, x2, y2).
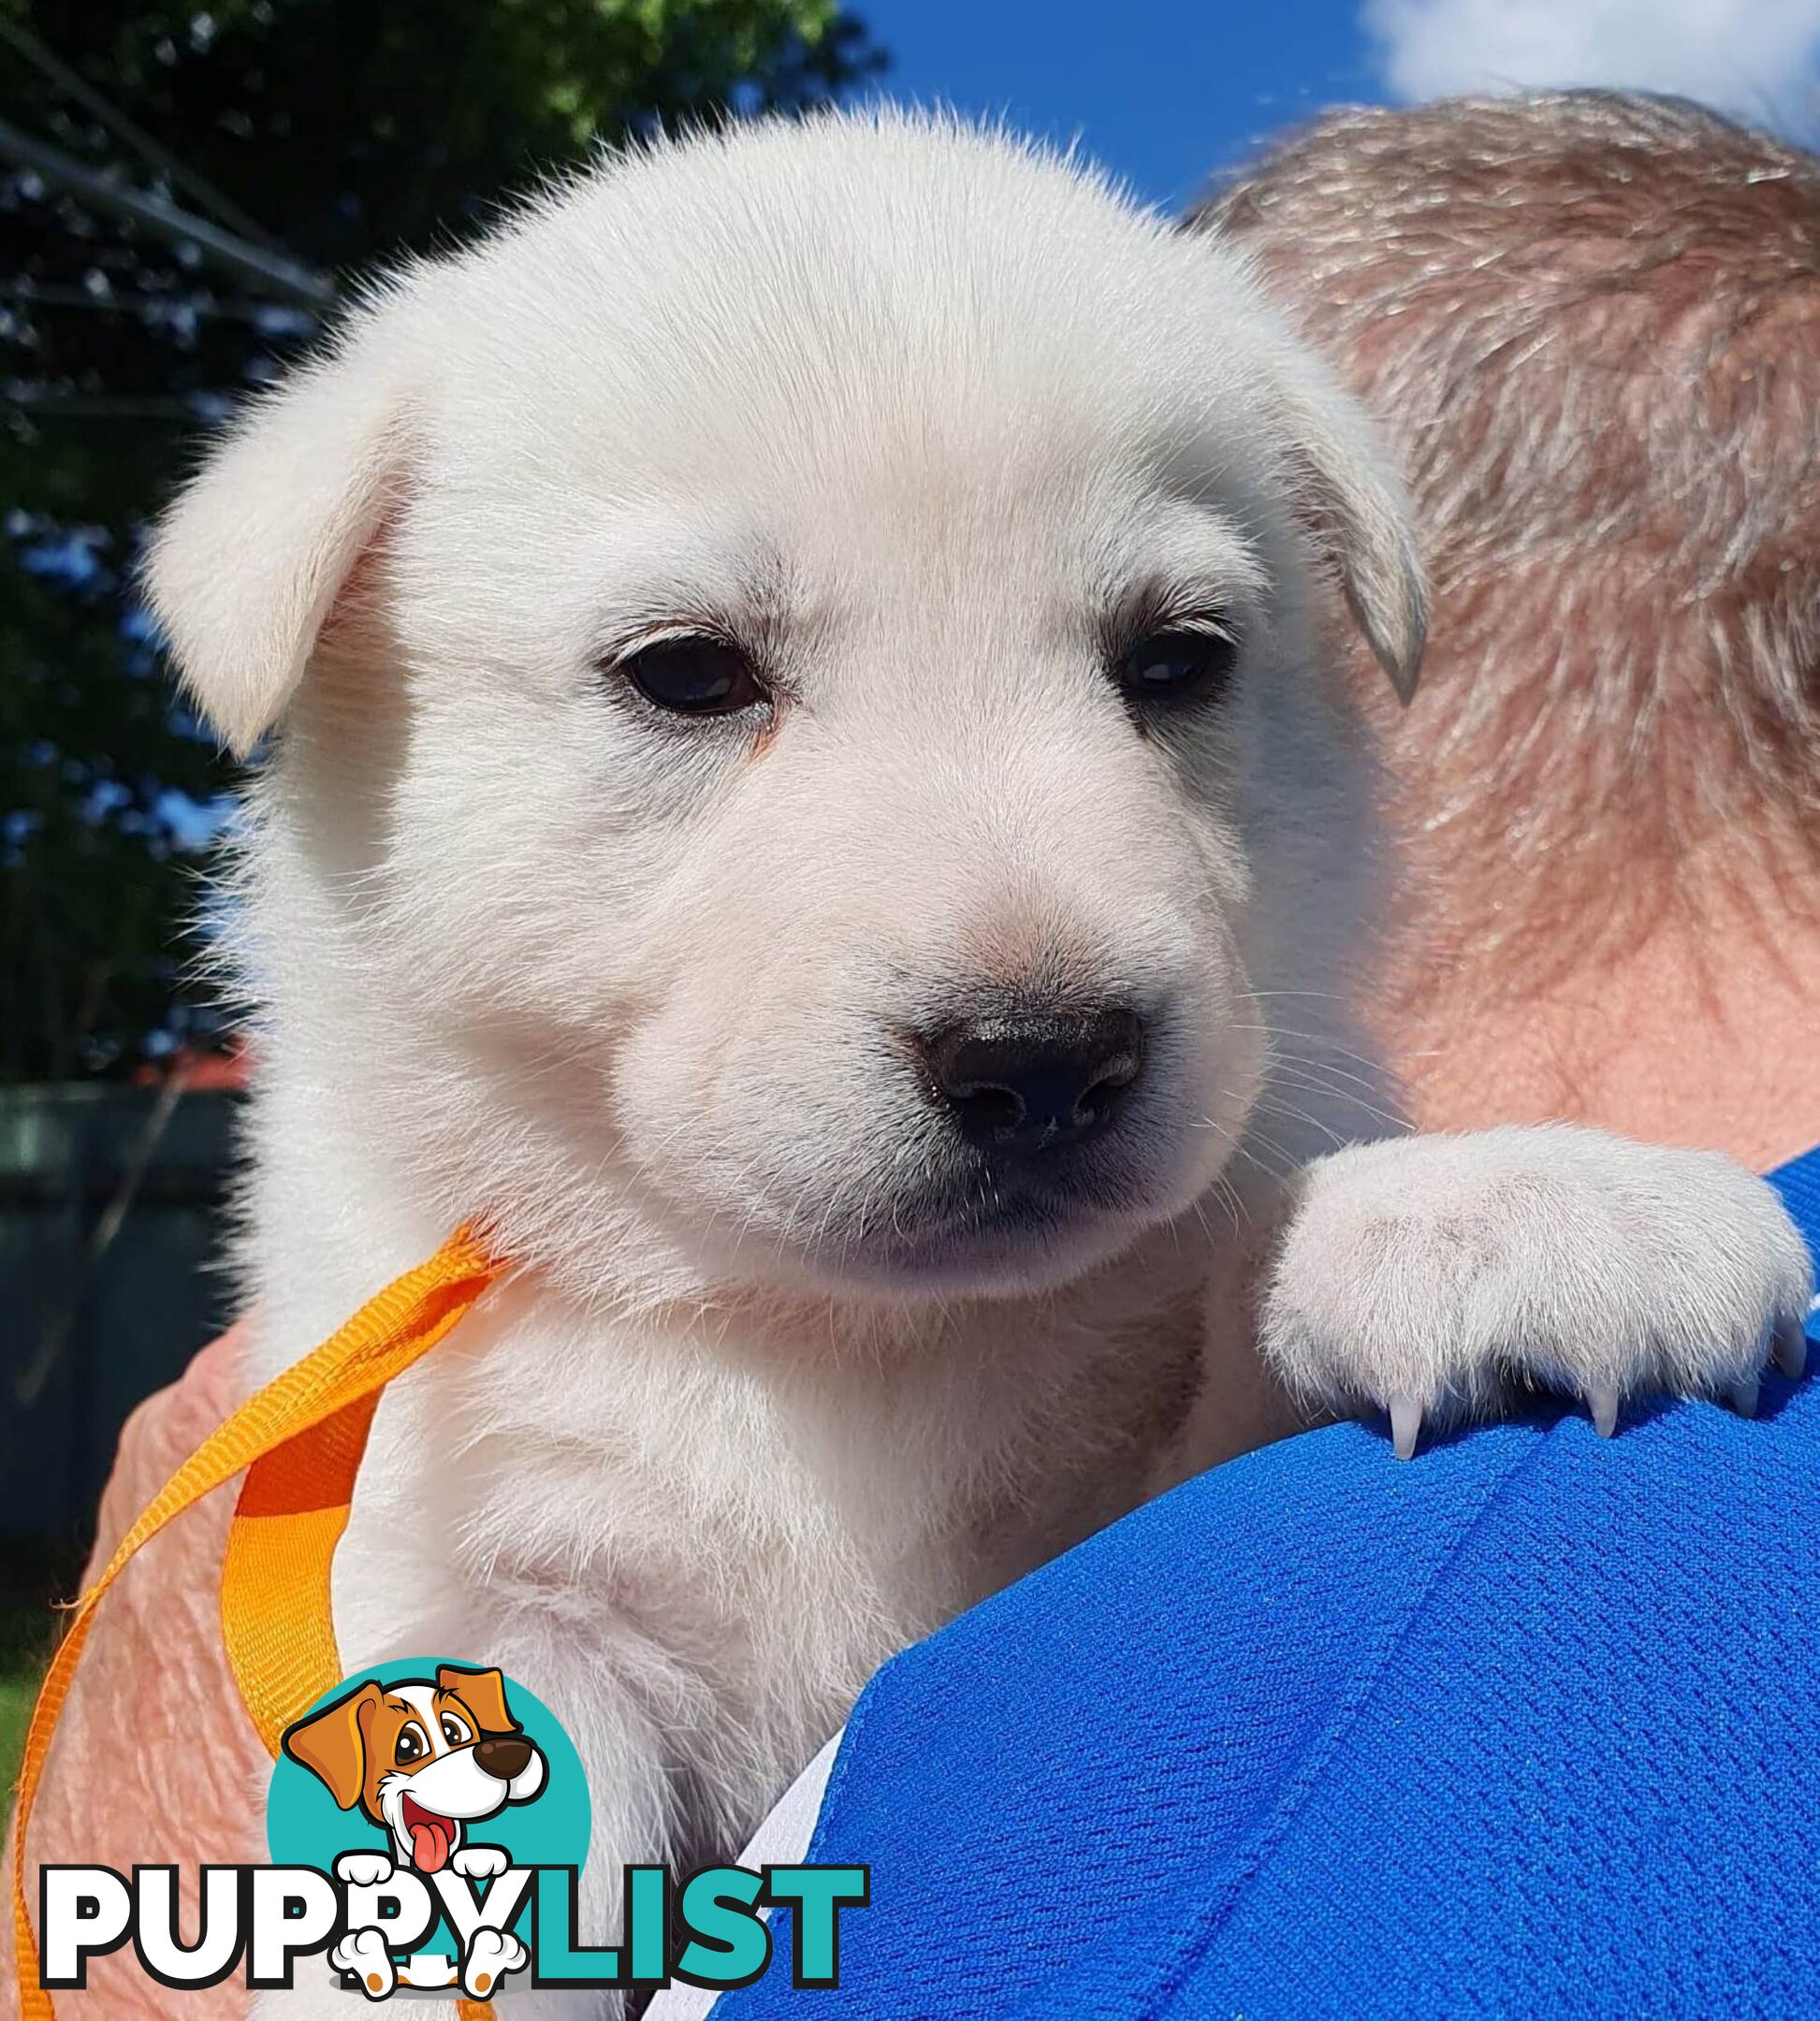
(221, 1386, 391, 1762)
(10, 1226, 509, 2021)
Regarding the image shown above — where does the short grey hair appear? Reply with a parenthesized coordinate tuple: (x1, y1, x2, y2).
(1195, 92, 1820, 990)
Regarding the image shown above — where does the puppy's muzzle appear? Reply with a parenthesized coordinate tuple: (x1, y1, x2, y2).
(914, 1000, 1144, 1161)
(473, 1733, 533, 1781)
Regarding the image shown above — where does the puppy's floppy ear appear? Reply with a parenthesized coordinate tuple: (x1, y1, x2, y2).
(1271, 349, 1427, 704)
(438, 1664, 518, 1735)
(282, 1680, 381, 1810)
(142, 295, 414, 758)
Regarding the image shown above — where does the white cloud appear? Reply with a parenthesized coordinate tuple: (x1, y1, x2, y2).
(1363, 0, 1820, 126)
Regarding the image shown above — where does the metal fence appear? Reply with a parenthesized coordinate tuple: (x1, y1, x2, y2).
(0, 1083, 239, 1574)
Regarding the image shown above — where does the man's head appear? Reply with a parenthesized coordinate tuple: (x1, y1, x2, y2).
(1201, 93, 1820, 1162)
(148, 111, 1421, 1305)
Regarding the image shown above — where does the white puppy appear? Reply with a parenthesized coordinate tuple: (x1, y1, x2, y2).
(146, 110, 1809, 2016)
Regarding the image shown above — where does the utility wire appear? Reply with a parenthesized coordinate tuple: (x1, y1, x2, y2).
(0, 114, 335, 307)
(0, 278, 313, 325)
(4, 393, 220, 420)
(0, 14, 285, 254)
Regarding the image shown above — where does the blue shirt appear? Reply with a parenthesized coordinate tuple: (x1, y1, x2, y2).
(723, 1147, 1820, 2018)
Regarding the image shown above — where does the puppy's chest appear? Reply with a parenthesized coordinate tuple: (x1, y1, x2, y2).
(336, 1291, 1191, 1709)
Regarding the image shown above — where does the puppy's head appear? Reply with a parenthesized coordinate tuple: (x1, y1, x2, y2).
(282, 1665, 545, 1872)
(149, 112, 1421, 1301)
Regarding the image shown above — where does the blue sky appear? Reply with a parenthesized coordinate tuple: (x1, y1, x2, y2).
(856, 0, 1820, 212)
(857, 0, 1381, 212)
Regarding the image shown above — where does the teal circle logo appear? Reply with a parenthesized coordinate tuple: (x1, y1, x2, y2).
(267, 1658, 590, 1976)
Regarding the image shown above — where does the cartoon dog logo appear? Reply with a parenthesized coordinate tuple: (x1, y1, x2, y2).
(283, 1665, 547, 1998)
(282, 1662, 547, 1877)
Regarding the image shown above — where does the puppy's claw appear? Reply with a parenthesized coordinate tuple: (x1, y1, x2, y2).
(1728, 1375, 1760, 1419)
(1389, 1396, 1422, 1461)
(1773, 1316, 1808, 1382)
(1586, 1385, 1620, 1439)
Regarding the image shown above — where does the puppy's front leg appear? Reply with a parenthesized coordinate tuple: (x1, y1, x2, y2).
(1256, 1124, 1812, 1455)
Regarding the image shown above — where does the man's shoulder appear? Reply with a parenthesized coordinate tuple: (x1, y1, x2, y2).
(719, 1149, 1820, 2018)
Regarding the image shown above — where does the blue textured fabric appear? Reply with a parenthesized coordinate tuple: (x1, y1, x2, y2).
(724, 1148, 1820, 2019)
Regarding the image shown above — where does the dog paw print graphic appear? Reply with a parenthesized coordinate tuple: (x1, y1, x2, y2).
(269, 1659, 591, 1998)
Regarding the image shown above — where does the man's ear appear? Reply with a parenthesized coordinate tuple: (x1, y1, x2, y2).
(438, 1664, 518, 1735)
(281, 1680, 381, 1810)
(142, 298, 414, 757)
(1271, 348, 1427, 704)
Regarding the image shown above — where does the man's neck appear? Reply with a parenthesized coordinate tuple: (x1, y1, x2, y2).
(1376, 875, 1820, 1171)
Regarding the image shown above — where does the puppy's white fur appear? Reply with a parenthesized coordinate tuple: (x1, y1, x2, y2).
(145, 111, 1810, 2017)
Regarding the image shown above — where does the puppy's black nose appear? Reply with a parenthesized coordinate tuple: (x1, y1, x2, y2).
(473, 1733, 532, 1781)
(919, 1003, 1144, 1157)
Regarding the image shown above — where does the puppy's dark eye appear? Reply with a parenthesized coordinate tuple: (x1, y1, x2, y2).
(619, 636, 764, 717)
(440, 1712, 473, 1747)
(394, 1723, 429, 1766)
(1117, 628, 1239, 705)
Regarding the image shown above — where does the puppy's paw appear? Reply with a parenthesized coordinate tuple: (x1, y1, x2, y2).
(1261, 1125, 1812, 1455)
(333, 1851, 394, 1888)
(329, 1926, 395, 2000)
(452, 1843, 510, 1880)
(461, 1926, 529, 2000)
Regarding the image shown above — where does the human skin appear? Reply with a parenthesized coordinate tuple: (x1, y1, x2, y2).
(0, 1327, 257, 2020)
(1376, 859, 1820, 1173)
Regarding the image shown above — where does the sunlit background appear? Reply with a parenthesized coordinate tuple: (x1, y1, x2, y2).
(868, 0, 1819, 209)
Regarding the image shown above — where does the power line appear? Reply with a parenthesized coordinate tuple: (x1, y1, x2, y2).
(0, 114, 335, 308)
(5, 393, 219, 420)
(0, 278, 315, 327)
(0, 15, 285, 254)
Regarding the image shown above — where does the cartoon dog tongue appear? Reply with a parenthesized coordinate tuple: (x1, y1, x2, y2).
(402, 1796, 455, 1873)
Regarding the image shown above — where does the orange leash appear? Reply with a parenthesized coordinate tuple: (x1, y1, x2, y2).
(10, 1226, 510, 2020)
